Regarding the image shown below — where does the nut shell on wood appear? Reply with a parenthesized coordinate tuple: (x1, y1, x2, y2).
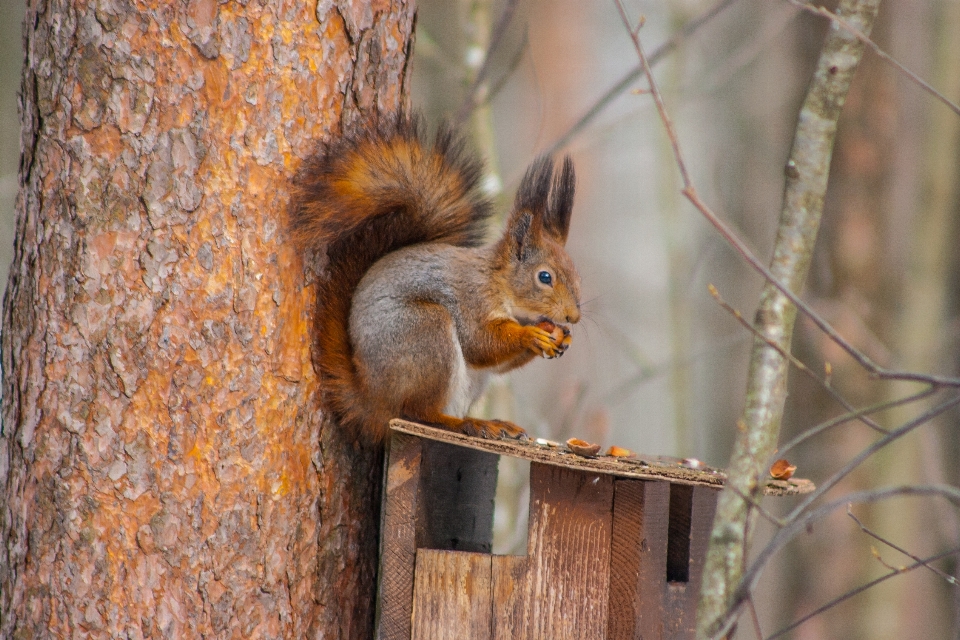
(566, 438, 601, 457)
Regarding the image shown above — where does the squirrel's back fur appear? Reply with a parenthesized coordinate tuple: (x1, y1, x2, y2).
(289, 115, 494, 439)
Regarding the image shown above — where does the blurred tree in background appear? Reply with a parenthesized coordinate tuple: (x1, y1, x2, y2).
(0, 1, 25, 288)
(411, 0, 960, 637)
(1, 0, 958, 637)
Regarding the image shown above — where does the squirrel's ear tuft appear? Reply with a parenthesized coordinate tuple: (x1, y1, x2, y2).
(546, 156, 575, 243)
(515, 155, 576, 244)
(510, 210, 534, 262)
(515, 156, 554, 217)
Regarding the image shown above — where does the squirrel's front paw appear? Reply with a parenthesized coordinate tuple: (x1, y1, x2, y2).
(529, 321, 572, 359)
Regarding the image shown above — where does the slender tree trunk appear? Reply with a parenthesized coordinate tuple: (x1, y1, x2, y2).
(696, 0, 881, 635)
(1, 1, 415, 637)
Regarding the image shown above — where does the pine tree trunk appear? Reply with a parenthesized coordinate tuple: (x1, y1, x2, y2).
(1, 1, 415, 637)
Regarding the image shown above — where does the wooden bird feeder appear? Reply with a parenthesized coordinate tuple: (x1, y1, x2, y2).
(375, 420, 813, 639)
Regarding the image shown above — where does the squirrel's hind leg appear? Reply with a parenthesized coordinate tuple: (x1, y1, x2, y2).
(353, 299, 527, 440)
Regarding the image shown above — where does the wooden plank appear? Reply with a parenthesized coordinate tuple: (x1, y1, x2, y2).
(491, 555, 529, 639)
(419, 439, 499, 552)
(607, 480, 716, 639)
(391, 420, 814, 496)
(607, 479, 645, 640)
(411, 549, 493, 639)
(523, 463, 615, 639)
(376, 432, 424, 640)
(637, 481, 672, 638)
(607, 479, 671, 640)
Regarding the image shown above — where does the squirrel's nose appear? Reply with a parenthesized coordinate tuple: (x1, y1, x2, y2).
(566, 306, 581, 324)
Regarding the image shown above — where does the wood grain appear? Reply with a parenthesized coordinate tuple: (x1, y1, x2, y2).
(377, 433, 424, 640)
(606, 479, 661, 638)
(411, 549, 493, 639)
(524, 462, 615, 639)
(491, 555, 530, 639)
(606, 479, 673, 639)
(377, 427, 738, 640)
(607, 479, 646, 639)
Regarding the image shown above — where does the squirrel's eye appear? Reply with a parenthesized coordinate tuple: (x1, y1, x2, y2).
(538, 270, 553, 286)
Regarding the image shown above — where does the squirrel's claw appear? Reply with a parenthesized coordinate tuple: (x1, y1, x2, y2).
(529, 323, 572, 359)
(455, 417, 528, 440)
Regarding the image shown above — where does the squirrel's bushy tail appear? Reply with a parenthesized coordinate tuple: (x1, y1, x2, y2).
(289, 114, 492, 441)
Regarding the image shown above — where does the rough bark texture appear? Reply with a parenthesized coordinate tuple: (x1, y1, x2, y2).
(1, 1, 415, 638)
(695, 0, 881, 636)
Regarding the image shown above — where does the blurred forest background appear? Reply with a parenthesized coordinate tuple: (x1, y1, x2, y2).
(2, 0, 959, 637)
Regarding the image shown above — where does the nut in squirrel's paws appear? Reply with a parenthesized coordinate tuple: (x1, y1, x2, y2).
(533, 320, 572, 359)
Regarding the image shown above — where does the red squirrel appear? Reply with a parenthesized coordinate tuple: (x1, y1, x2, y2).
(290, 114, 581, 443)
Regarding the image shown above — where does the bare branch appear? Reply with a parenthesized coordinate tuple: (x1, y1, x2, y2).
(786, 0, 960, 117)
(696, 0, 883, 634)
(687, 191, 960, 387)
(776, 385, 939, 459)
(608, 1, 957, 635)
(483, 30, 530, 109)
(765, 545, 960, 639)
(612, 1, 692, 182)
(455, 0, 522, 126)
(608, 3, 958, 391)
(846, 506, 959, 586)
(747, 593, 765, 640)
(709, 283, 889, 434)
(724, 481, 787, 529)
(786, 393, 960, 523)
(690, 3, 800, 98)
(603, 333, 749, 404)
(707, 397, 960, 639)
(546, 0, 740, 157)
(710, 485, 960, 639)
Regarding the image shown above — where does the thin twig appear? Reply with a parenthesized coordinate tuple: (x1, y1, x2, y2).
(689, 3, 800, 98)
(609, 2, 957, 634)
(786, 0, 960, 117)
(707, 398, 960, 638)
(764, 544, 960, 639)
(710, 283, 889, 434)
(708, 484, 960, 639)
(612, 2, 691, 181)
(483, 30, 529, 109)
(603, 332, 748, 404)
(725, 476, 787, 528)
(847, 505, 959, 586)
(786, 393, 960, 523)
(747, 593, 764, 640)
(545, 0, 740, 156)
(455, 0, 522, 126)
(683, 188, 960, 387)
(776, 385, 939, 459)
(612, 1, 958, 390)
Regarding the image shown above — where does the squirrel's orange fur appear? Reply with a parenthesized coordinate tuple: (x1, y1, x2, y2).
(290, 114, 581, 444)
